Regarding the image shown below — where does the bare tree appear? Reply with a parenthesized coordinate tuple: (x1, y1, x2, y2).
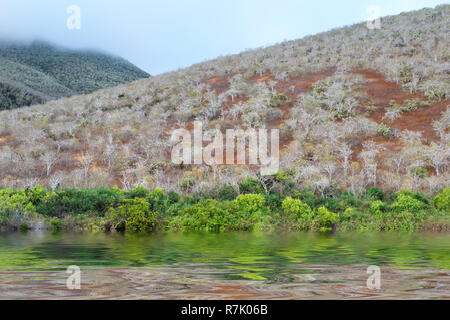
(79, 151, 94, 178)
(41, 149, 60, 177)
(335, 142, 352, 176)
(427, 142, 449, 176)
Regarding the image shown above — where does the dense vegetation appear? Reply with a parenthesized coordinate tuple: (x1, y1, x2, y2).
(0, 40, 149, 109)
(1, 179, 448, 233)
(0, 82, 45, 110)
(0, 6, 447, 198)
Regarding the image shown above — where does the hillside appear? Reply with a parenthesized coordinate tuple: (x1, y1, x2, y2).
(0, 41, 150, 110)
(0, 5, 448, 198)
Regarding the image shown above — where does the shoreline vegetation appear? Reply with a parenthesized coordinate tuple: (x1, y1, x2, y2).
(0, 176, 448, 234)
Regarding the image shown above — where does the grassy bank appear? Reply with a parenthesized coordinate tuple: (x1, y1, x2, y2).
(0, 178, 448, 233)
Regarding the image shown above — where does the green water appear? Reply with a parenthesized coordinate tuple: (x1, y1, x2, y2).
(1, 232, 450, 281)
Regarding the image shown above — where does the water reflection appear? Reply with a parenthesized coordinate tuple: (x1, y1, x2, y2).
(0, 232, 449, 299)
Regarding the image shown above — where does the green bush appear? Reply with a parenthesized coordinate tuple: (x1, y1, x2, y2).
(239, 177, 264, 194)
(378, 210, 427, 232)
(269, 93, 288, 108)
(391, 190, 426, 214)
(434, 188, 450, 213)
(228, 194, 268, 231)
(0, 188, 36, 213)
(126, 186, 149, 199)
(106, 198, 159, 233)
(147, 188, 168, 212)
(313, 206, 339, 232)
(19, 221, 30, 233)
(179, 178, 196, 191)
(423, 83, 447, 102)
(377, 123, 397, 140)
(168, 199, 227, 232)
(370, 200, 386, 215)
(0, 184, 446, 234)
(281, 197, 314, 230)
(36, 187, 124, 217)
(207, 185, 238, 201)
(50, 217, 63, 232)
(282, 197, 312, 219)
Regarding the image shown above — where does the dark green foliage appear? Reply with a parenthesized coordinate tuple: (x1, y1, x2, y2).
(19, 221, 30, 233)
(126, 186, 149, 199)
(0, 83, 45, 110)
(239, 176, 264, 194)
(35, 187, 124, 217)
(206, 185, 239, 201)
(0, 41, 149, 109)
(366, 187, 385, 201)
(0, 183, 448, 234)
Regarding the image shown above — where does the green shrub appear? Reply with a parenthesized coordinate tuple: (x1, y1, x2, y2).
(379, 210, 426, 232)
(390, 98, 430, 112)
(36, 187, 124, 217)
(282, 197, 312, 219)
(341, 207, 357, 221)
(50, 217, 63, 232)
(106, 198, 159, 233)
(269, 93, 288, 108)
(371, 200, 386, 215)
(229, 194, 268, 231)
(391, 191, 426, 214)
(0, 188, 36, 213)
(207, 185, 238, 201)
(366, 187, 385, 200)
(19, 221, 30, 233)
(168, 199, 227, 232)
(239, 177, 264, 194)
(126, 186, 149, 199)
(292, 188, 322, 208)
(423, 83, 447, 102)
(281, 197, 314, 230)
(179, 178, 196, 191)
(313, 207, 338, 232)
(377, 123, 397, 140)
(147, 188, 168, 212)
(434, 188, 450, 213)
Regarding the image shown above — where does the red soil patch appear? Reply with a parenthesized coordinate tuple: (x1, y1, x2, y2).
(170, 68, 448, 170)
(352, 69, 447, 143)
(0, 135, 9, 146)
(46, 68, 446, 183)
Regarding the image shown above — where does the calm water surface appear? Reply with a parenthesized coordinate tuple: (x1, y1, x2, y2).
(0, 232, 449, 299)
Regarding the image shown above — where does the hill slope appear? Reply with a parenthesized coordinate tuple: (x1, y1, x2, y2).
(0, 41, 150, 110)
(0, 5, 448, 196)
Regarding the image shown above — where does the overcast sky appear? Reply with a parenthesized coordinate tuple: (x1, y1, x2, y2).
(0, 0, 447, 75)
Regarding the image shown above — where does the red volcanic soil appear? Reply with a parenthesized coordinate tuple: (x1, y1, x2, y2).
(352, 69, 447, 143)
(2, 68, 445, 183)
(159, 68, 448, 173)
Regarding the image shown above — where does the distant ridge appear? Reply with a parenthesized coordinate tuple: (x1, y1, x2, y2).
(0, 40, 150, 110)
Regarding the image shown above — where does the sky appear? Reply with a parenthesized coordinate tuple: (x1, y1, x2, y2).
(0, 0, 448, 75)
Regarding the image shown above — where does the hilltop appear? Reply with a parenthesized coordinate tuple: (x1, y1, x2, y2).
(0, 5, 448, 198)
(0, 40, 150, 110)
